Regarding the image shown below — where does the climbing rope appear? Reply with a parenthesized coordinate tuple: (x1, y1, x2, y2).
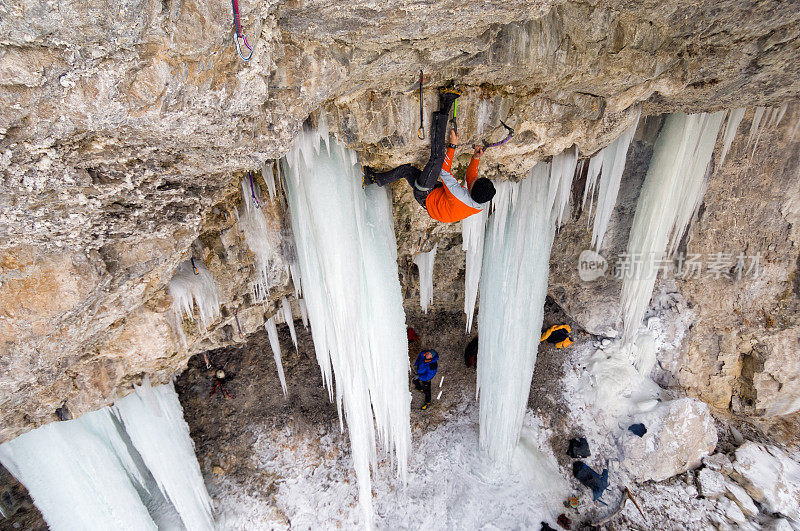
(231, 0, 253, 61)
(483, 120, 514, 149)
(191, 258, 200, 276)
(417, 70, 425, 140)
(249, 171, 261, 208)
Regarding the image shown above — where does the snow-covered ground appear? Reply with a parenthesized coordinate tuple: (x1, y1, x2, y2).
(214, 391, 570, 529)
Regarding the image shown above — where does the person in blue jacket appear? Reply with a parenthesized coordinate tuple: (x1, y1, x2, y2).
(413, 349, 439, 410)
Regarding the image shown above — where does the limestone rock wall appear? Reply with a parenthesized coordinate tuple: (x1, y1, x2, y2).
(2, 0, 800, 442)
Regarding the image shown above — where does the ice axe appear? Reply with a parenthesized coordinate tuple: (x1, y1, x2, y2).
(483, 120, 514, 149)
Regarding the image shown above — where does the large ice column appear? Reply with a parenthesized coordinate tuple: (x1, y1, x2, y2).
(462, 209, 488, 333)
(477, 161, 564, 467)
(585, 115, 639, 250)
(113, 380, 214, 531)
(281, 128, 411, 526)
(168, 259, 221, 345)
(236, 176, 281, 302)
(413, 243, 438, 314)
(0, 382, 213, 531)
(548, 145, 578, 227)
(620, 112, 726, 353)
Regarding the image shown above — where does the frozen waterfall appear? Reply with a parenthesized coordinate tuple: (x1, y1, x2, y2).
(413, 243, 438, 313)
(462, 208, 488, 333)
(582, 113, 639, 250)
(620, 112, 726, 356)
(477, 159, 566, 466)
(0, 381, 213, 530)
(236, 176, 281, 303)
(168, 259, 221, 346)
(281, 127, 411, 527)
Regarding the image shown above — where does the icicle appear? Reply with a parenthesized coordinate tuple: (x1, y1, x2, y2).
(413, 243, 438, 313)
(548, 145, 578, 227)
(167, 259, 221, 345)
(237, 177, 280, 302)
(281, 131, 410, 528)
(462, 209, 488, 333)
(264, 317, 287, 396)
(620, 112, 725, 354)
(298, 298, 309, 329)
(0, 382, 212, 531)
(113, 380, 214, 531)
(774, 103, 788, 127)
(718, 108, 746, 167)
(281, 297, 298, 348)
(581, 154, 602, 224)
(747, 106, 767, 157)
(791, 116, 800, 142)
(591, 115, 639, 250)
(262, 162, 277, 200)
(477, 160, 561, 467)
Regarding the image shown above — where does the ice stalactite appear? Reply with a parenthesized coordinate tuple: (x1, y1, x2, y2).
(236, 177, 280, 303)
(581, 155, 603, 225)
(548, 145, 578, 227)
(298, 298, 309, 329)
(113, 380, 214, 530)
(413, 243, 438, 314)
(262, 162, 277, 201)
(747, 106, 767, 157)
(719, 108, 746, 167)
(477, 159, 565, 467)
(0, 381, 213, 530)
(281, 297, 298, 348)
(585, 115, 639, 250)
(620, 112, 726, 359)
(168, 259, 221, 346)
(265, 316, 287, 396)
(462, 209, 488, 333)
(281, 127, 411, 527)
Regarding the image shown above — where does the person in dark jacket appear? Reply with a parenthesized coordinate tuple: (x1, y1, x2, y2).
(413, 349, 439, 410)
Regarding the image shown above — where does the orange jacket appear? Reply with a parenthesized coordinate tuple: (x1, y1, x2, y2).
(425, 148, 485, 223)
(541, 324, 573, 348)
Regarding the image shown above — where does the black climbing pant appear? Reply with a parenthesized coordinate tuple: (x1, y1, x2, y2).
(413, 377, 432, 404)
(369, 96, 455, 207)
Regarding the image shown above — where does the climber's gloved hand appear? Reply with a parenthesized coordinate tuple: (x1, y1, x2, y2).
(449, 129, 459, 146)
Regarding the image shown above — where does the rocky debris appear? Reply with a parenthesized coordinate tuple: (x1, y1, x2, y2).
(697, 467, 727, 498)
(730, 442, 800, 520)
(703, 453, 735, 475)
(621, 398, 717, 482)
(724, 481, 758, 518)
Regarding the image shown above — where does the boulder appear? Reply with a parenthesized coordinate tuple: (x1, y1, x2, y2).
(731, 442, 800, 520)
(621, 398, 717, 482)
(697, 468, 726, 498)
(724, 481, 758, 518)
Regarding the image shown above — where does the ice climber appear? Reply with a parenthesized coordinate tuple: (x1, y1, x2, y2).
(541, 324, 573, 348)
(413, 349, 439, 410)
(363, 89, 496, 223)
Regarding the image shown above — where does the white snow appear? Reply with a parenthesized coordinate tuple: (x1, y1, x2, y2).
(590, 116, 639, 250)
(0, 381, 212, 530)
(281, 296, 298, 348)
(477, 158, 565, 466)
(461, 208, 487, 333)
(413, 243, 438, 313)
(265, 316, 288, 396)
(213, 398, 568, 530)
(620, 112, 725, 351)
(281, 128, 411, 527)
(236, 176, 281, 303)
(167, 259, 221, 346)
